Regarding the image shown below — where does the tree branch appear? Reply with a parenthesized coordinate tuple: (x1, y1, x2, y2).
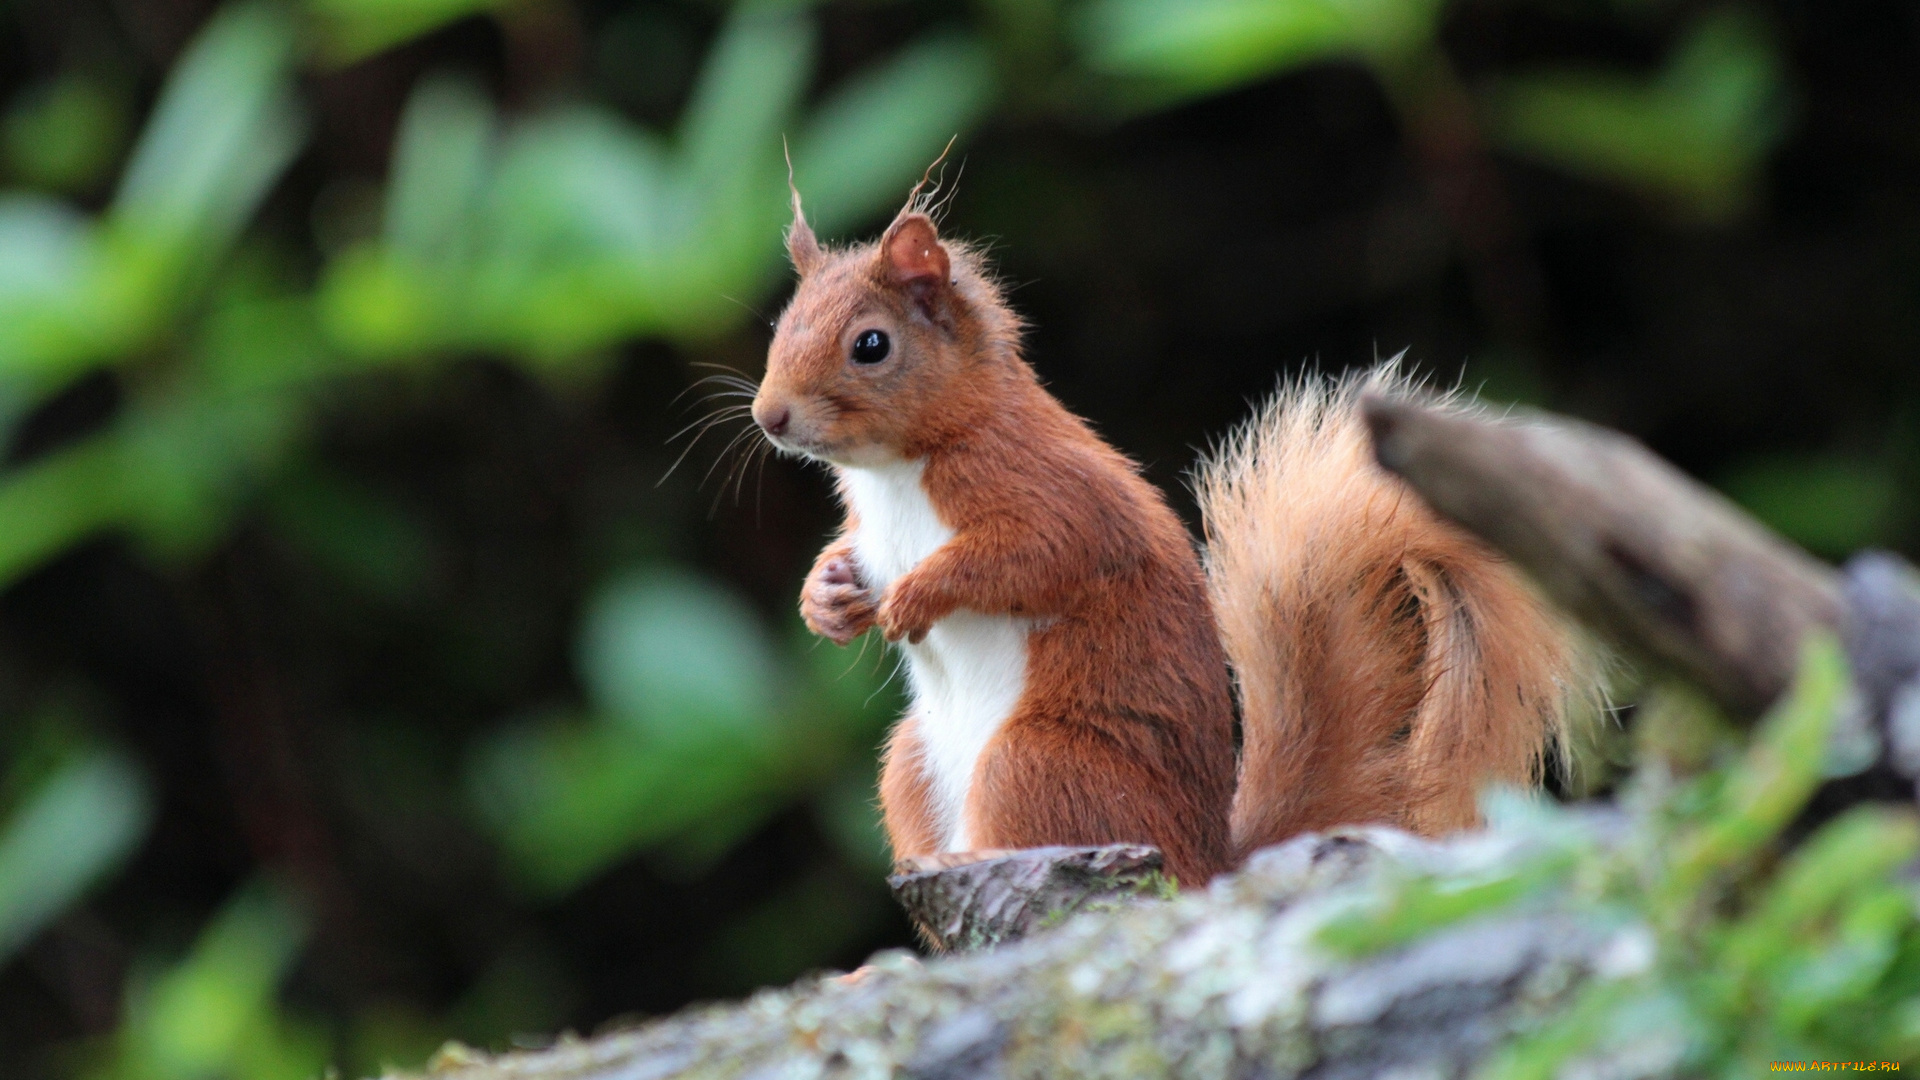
(1361, 394, 1843, 715)
(405, 830, 1623, 1080)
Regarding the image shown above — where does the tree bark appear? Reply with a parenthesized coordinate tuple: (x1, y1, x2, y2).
(888, 845, 1172, 952)
(405, 830, 1627, 1080)
(1361, 394, 1843, 716)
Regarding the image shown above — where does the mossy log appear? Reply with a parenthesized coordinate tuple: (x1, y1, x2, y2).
(403, 829, 1632, 1080)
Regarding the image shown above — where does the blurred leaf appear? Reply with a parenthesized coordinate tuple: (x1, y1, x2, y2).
(794, 32, 996, 237)
(309, 0, 510, 64)
(1661, 633, 1843, 907)
(0, 4, 306, 385)
(1075, 0, 1443, 104)
(91, 882, 324, 1080)
(114, 3, 306, 259)
(3, 73, 128, 193)
(0, 434, 135, 584)
(323, 6, 999, 362)
(480, 105, 676, 292)
(0, 195, 126, 379)
(0, 749, 151, 966)
(1491, 11, 1788, 221)
(467, 716, 786, 894)
(471, 563, 789, 892)
(577, 566, 777, 737)
(470, 567, 908, 895)
(317, 243, 447, 358)
(118, 389, 305, 566)
(385, 75, 494, 263)
(1718, 453, 1895, 559)
(0, 367, 306, 586)
(677, 4, 814, 203)
(1316, 848, 1577, 956)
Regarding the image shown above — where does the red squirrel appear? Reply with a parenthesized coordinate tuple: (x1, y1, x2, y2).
(750, 185, 1583, 886)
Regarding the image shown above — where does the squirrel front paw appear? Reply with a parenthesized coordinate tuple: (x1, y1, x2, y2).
(801, 554, 877, 646)
(876, 576, 951, 646)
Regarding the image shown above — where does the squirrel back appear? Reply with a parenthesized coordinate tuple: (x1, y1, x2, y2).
(1196, 365, 1584, 855)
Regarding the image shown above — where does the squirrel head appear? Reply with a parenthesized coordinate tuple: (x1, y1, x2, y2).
(752, 185, 1022, 466)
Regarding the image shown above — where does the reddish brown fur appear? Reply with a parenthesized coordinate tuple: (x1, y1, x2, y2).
(756, 192, 1585, 886)
(1195, 367, 1585, 854)
(877, 718, 943, 859)
(757, 197, 1236, 885)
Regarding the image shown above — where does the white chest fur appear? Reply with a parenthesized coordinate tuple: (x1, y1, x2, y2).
(838, 459, 1029, 851)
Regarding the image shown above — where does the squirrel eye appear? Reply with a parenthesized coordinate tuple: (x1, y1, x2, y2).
(850, 329, 891, 365)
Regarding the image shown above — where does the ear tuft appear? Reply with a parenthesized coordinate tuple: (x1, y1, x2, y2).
(784, 139, 823, 275)
(882, 213, 950, 316)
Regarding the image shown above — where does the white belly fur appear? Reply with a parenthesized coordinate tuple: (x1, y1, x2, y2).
(839, 458, 1029, 851)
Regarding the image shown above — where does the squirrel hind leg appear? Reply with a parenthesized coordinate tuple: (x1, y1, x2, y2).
(964, 712, 1236, 887)
(878, 716, 945, 863)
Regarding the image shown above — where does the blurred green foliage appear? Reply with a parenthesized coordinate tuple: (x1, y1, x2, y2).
(0, 745, 150, 967)
(469, 566, 899, 893)
(1720, 454, 1900, 560)
(1326, 640, 1920, 1071)
(80, 886, 324, 1080)
(1077, 0, 1445, 101)
(0, 0, 1905, 1075)
(1076, 0, 1787, 219)
(1491, 11, 1788, 222)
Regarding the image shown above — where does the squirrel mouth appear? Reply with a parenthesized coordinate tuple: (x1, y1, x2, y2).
(761, 430, 835, 462)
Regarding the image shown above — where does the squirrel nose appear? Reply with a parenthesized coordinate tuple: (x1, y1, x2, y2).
(755, 402, 791, 438)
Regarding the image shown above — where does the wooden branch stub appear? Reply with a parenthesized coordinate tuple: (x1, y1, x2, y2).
(887, 844, 1171, 952)
(1363, 394, 1844, 716)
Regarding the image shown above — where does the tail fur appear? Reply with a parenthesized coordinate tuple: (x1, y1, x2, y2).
(1195, 363, 1587, 856)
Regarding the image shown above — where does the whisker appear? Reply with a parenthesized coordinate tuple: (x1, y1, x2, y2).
(689, 361, 761, 384)
(751, 440, 772, 524)
(718, 293, 772, 327)
(657, 410, 753, 487)
(733, 434, 776, 511)
(678, 390, 757, 414)
(706, 426, 766, 486)
(665, 405, 751, 446)
(849, 624, 874, 675)
(864, 649, 907, 709)
(691, 379, 757, 394)
(669, 373, 759, 409)
(724, 436, 756, 508)
(700, 423, 769, 500)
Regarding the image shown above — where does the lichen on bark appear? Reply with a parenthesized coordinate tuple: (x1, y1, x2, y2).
(402, 826, 1632, 1080)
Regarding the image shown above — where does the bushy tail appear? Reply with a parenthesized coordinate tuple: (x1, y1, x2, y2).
(1195, 363, 1588, 856)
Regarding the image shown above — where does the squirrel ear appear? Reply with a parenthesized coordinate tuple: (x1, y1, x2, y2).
(881, 213, 950, 318)
(787, 213, 822, 276)
(786, 193, 823, 276)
